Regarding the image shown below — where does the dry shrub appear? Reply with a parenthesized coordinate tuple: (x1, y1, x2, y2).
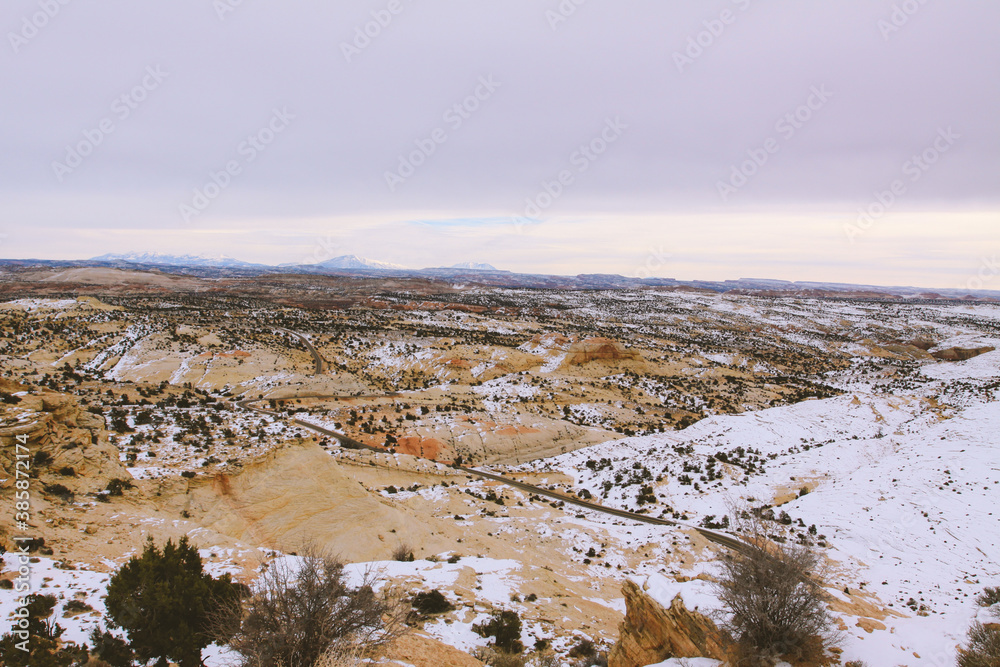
(472, 646, 526, 667)
(219, 546, 405, 667)
(976, 586, 1000, 608)
(957, 621, 1000, 667)
(391, 543, 415, 562)
(714, 505, 839, 666)
(528, 651, 560, 667)
(311, 643, 368, 667)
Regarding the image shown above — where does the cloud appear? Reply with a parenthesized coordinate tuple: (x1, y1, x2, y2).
(0, 0, 997, 287)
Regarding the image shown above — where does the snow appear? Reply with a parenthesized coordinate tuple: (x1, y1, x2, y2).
(1, 298, 80, 311)
(540, 352, 567, 373)
(247, 555, 533, 655)
(0, 553, 113, 647)
(921, 348, 1000, 380)
(641, 574, 718, 616)
(513, 329, 1000, 666)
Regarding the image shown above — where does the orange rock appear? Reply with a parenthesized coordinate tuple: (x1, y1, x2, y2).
(856, 617, 886, 633)
(932, 345, 995, 361)
(608, 579, 729, 667)
(394, 436, 443, 460)
(565, 337, 641, 366)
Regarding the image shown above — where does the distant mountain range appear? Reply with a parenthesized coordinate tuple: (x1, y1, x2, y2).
(95, 252, 500, 273)
(305, 254, 407, 271)
(448, 262, 497, 271)
(90, 252, 260, 268)
(0, 253, 994, 301)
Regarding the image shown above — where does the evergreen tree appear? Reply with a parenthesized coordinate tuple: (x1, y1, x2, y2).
(105, 536, 239, 667)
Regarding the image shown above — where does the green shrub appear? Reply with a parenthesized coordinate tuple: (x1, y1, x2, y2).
(0, 593, 88, 666)
(473, 609, 523, 654)
(105, 536, 239, 667)
(411, 589, 454, 615)
(63, 599, 93, 614)
(90, 627, 136, 667)
(44, 484, 74, 502)
(106, 478, 135, 496)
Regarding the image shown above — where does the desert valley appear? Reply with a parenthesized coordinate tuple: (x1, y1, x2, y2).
(1, 262, 998, 666)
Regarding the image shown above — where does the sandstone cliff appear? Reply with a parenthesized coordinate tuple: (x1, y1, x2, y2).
(609, 578, 728, 667)
(0, 390, 130, 492)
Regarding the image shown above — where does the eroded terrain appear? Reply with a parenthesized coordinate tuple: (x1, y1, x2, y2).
(1, 275, 998, 665)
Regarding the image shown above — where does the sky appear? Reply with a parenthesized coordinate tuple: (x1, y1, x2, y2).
(1, 0, 998, 288)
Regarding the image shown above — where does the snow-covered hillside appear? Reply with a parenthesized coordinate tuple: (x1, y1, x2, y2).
(515, 344, 1000, 665)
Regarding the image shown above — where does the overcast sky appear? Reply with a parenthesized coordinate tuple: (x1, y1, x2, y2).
(1, 0, 998, 287)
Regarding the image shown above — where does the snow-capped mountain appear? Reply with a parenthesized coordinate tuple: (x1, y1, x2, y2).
(448, 262, 498, 271)
(315, 254, 407, 270)
(90, 252, 257, 268)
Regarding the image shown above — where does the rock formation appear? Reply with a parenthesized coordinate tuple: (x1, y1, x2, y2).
(608, 578, 728, 667)
(564, 337, 641, 366)
(0, 390, 130, 493)
(181, 440, 440, 561)
(931, 345, 995, 361)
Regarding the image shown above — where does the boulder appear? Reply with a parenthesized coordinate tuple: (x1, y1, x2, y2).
(609, 579, 728, 667)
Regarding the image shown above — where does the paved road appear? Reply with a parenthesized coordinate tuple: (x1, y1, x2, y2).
(237, 395, 748, 553)
(276, 327, 327, 375)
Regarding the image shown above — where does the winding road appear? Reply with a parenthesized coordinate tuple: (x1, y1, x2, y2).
(276, 327, 328, 374)
(237, 331, 749, 553)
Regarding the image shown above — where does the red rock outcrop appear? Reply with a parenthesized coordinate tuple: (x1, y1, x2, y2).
(564, 337, 641, 366)
(608, 579, 729, 667)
